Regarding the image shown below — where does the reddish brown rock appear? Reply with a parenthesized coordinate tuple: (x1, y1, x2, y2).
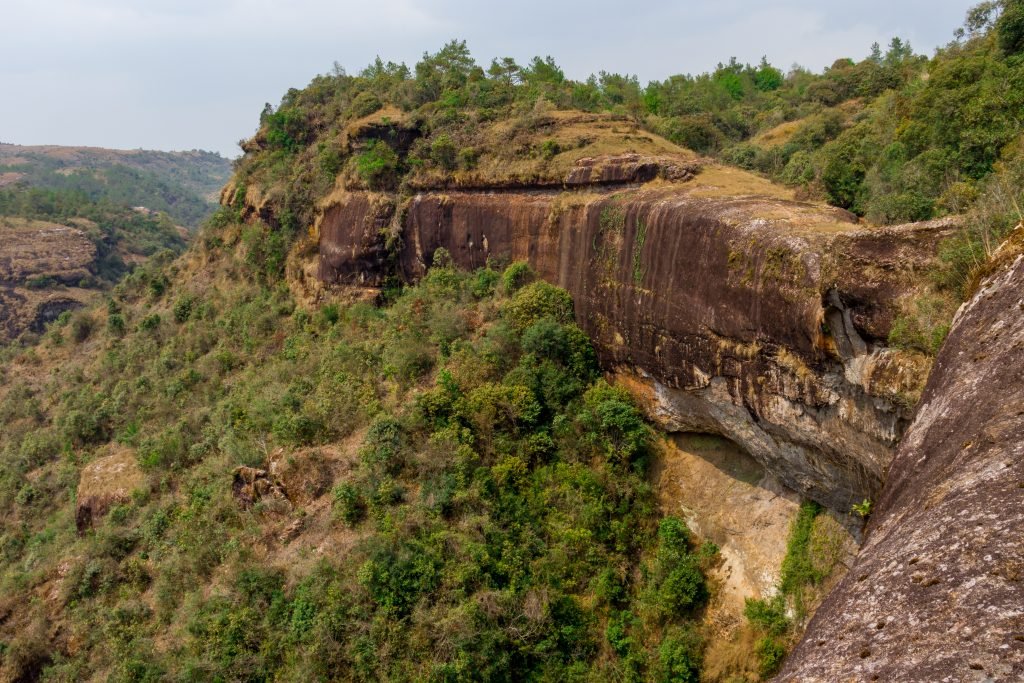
(777, 251, 1024, 682)
(563, 153, 702, 186)
(313, 174, 950, 512)
(316, 192, 395, 285)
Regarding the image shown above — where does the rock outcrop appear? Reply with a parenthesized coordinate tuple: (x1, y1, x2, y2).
(777, 248, 1024, 682)
(75, 448, 144, 532)
(0, 217, 97, 341)
(231, 465, 290, 512)
(312, 162, 951, 514)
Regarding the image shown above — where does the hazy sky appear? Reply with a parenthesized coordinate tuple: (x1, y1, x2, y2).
(1, 0, 977, 158)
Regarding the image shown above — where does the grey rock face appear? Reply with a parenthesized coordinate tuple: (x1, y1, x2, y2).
(777, 252, 1024, 682)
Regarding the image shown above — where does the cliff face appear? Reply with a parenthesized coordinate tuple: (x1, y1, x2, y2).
(312, 162, 950, 514)
(777, 247, 1024, 682)
(0, 217, 97, 341)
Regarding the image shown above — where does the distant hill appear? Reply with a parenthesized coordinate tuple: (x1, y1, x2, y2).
(0, 144, 232, 228)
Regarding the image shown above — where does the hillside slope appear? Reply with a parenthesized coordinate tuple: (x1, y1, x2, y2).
(2, 4, 1024, 680)
(0, 144, 231, 228)
(0, 190, 187, 342)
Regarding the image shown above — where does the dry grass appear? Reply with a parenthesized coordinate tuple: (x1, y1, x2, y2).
(750, 99, 864, 149)
(751, 119, 805, 149)
(77, 446, 145, 503)
(0, 171, 24, 187)
(409, 110, 694, 188)
(342, 105, 411, 143)
(686, 165, 796, 201)
(0, 217, 96, 281)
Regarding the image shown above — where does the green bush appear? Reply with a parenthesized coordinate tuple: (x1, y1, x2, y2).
(108, 312, 126, 336)
(754, 636, 787, 677)
(70, 312, 94, 343)
(458, 146, 479, 170)
(502, 281, 574, 331)
(501, 261, 535, 293)
(356, 140, 400, 189)
(360, 416, 405, 475)
(779, 502, 825, 601)
(744, 595, 789, 636)
(888, 295, 955, 355)
(25, 275, 56, 289)
(577, 381, 651, 467)
(333, 483, 366, 526)
(998, 0, 1024, 56)
(656, 626, 703, 683)
(320, 303, 340, 325)
(139, 313, 161, 332)
(358, 538, 442, 616)
(659, 561, 708, 614)
(173, 295, 196, 323)
(348, 91, 383, 118)
(430, 134, 458, 170)
(539, 139, 561, 160)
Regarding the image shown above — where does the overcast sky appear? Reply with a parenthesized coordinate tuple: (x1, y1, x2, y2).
(1, 0, 977, 158)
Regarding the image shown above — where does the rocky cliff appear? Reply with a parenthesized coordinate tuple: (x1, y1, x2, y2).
(310, 157, 950, 514)
(777, 244, 1024, 682)
(0, 216, 97, 341)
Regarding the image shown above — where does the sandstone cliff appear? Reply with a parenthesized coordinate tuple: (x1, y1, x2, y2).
(776, 244, 1024, 682)
(310, 157, 950, 514)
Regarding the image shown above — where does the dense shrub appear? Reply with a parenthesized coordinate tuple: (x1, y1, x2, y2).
(70, 312, 94, 343)
(502, 280, 574, 330)
(355, 140, 400, 189)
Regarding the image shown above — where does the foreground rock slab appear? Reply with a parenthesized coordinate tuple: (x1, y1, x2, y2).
(777, 251, 1024, 682)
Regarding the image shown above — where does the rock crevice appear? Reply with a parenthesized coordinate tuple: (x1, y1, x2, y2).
(777, 251, 1024, 681)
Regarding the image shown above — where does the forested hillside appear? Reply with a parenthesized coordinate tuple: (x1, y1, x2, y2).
(0, 2, 1022, 681)
(0, 145, 231, 228)
(0, 145, 226, 341)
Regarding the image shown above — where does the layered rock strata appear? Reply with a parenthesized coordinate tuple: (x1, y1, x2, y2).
(311, 159, 950, 514)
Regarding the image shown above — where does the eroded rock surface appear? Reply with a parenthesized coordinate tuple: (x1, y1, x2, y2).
(76, 448, 144, 532)
(0, 217, 97, 341)
(312, 171, 949, 514)
(231, 466, 290, 512)
(777, 251, 1024, 682)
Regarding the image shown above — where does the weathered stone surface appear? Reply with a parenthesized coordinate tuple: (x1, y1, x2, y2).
(316, 192, 395, 285)
(267, 447, 337, 507)
(777, 251, 1024, 682)
(315, 177, 949, 513)
(75, 448, 144, 532)
(231, 466, 290, 512)
(0, 217, 97, 341)
(563, 153, 701, 186)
